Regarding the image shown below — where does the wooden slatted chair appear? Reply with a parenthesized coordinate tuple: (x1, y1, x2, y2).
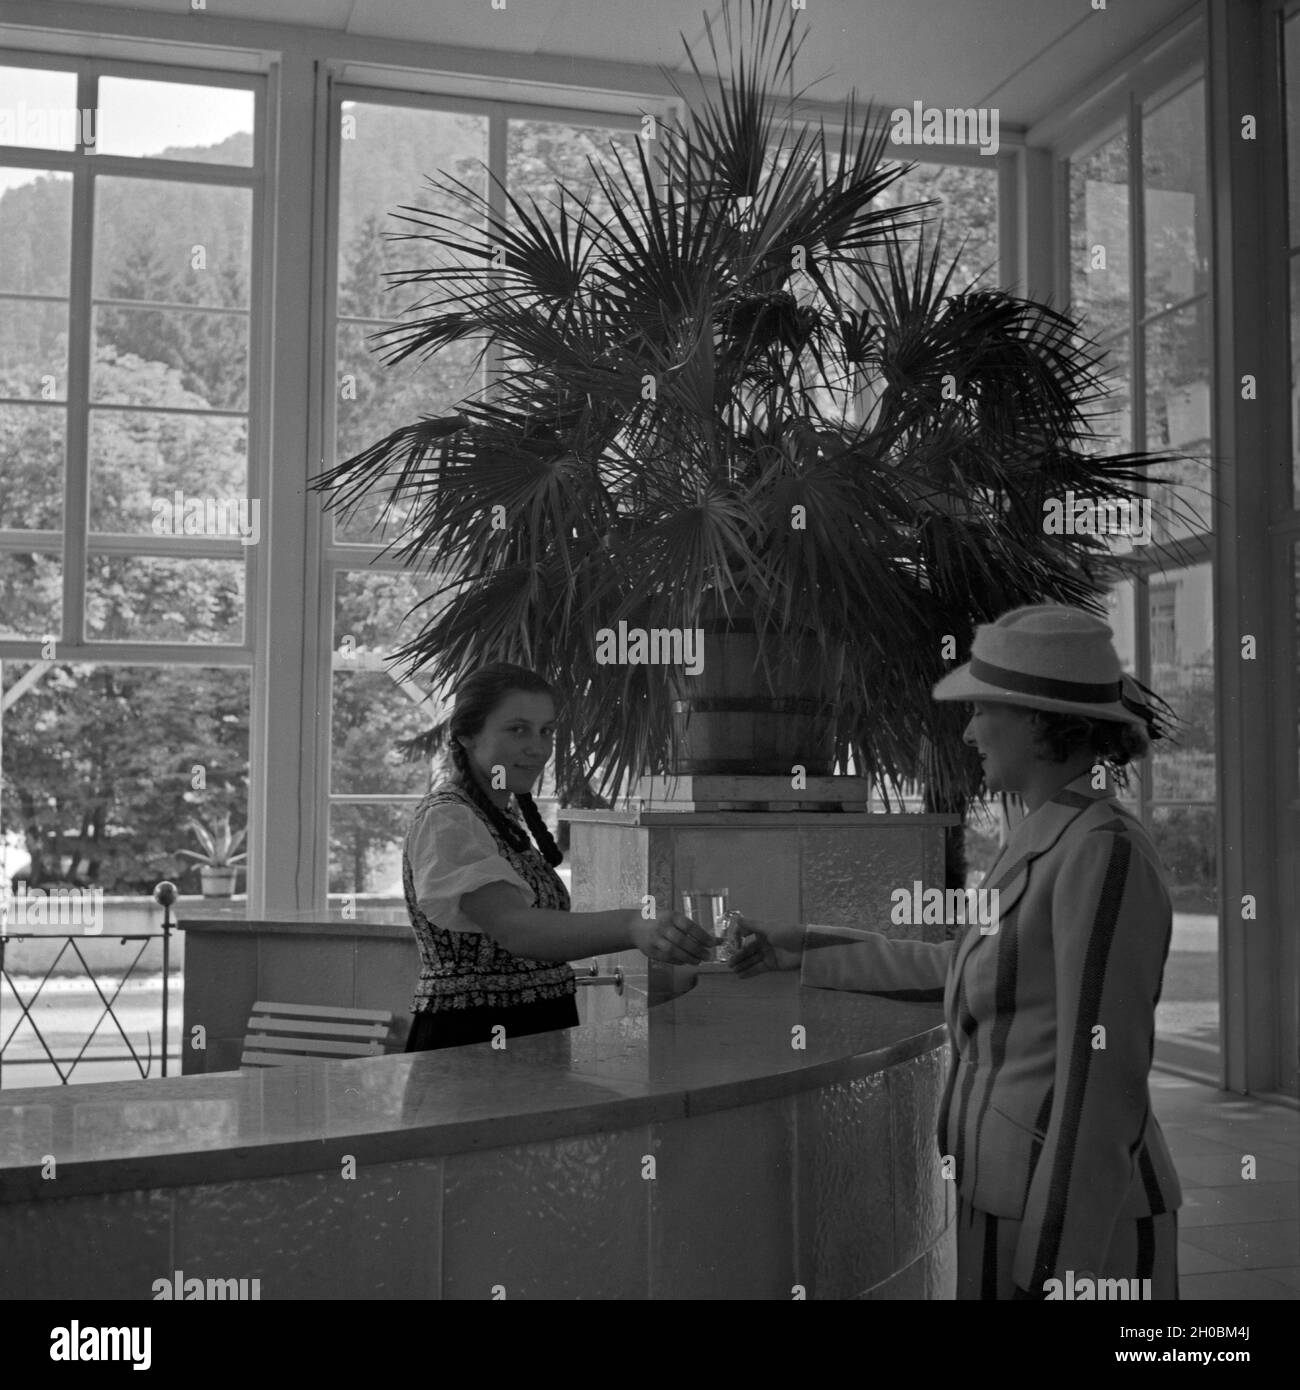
(240, 1001, 394, 1069)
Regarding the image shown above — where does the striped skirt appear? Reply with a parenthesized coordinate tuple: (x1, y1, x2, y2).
(957, 1196, 1180, 1300)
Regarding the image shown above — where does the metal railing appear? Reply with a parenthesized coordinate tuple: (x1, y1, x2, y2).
(0, 885, 625, 1086)
(0, 882, 178, 1087)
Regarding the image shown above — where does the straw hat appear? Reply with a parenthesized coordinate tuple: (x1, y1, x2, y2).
(932, 604, 1146, 729)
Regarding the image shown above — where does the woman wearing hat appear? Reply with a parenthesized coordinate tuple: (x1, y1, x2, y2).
(402, 661, 713, 1050)
(729, 605, 1183, 1299)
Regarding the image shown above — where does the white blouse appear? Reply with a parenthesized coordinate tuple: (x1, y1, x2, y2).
(406, 798, 534, 933)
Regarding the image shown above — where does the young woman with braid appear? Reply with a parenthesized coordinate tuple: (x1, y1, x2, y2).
(402, 662, 712, 1051)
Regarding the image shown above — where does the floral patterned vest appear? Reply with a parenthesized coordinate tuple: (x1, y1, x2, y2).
(403, 782, 576, 1013)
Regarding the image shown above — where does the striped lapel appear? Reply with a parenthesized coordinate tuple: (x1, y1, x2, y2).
(956, 772, 1119, 968)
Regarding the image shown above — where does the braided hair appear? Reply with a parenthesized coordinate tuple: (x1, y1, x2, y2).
(442, 663, 564, 868)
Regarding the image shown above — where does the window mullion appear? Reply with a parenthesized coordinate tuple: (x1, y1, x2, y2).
(59, 70, 98, 652)
(484, 109, 507, 390)
(1127, 90, 1157, 825)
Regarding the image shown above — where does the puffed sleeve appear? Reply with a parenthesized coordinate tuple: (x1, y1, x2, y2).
(407, 801, 534, 932)
(801, 925, 953, 1002)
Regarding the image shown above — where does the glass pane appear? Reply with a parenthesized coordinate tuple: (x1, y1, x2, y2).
(332, 674, 436, 797)
(0, 67, 79, 151)
(1295, 541, 1300, 793)
(85, 555, 245, 643)
(95, 78, 254, 165)
(0, 169, 71, 292)
(338, 104, 488, 289)
(874, 161, 999, 290)
(335, 105, 488, 544)
(0, 297, 67, 398)
(1082, 331, 1131, 453)
(88, 411, 248, 535)
(0, 661, 250, 896)
(1285, 13, 1300, 242)
(333, 567, 440, 654)
(1145, 302, 1212, 541)
(1143, 81, 1208, 315)
(507, 119, 643, 224)
(1105, 579, 1137, 671)
(335, 324, 479, 458)
(1148, 561, 1214, 801)
(333, 329, 481, 542)
(94, 177, 252, 308)
(1069, 130, 1130, 342)
(0, 550, 60, 638)
(0, 403, 65, 528)
(328, 804, 412, 898)
(92, 306, 249, 411)
(962, 800, 1003, 885)
(1150, 803, 1219, 1075)
(1149, 805, 1217, 913)
(332, 569, 444, 795)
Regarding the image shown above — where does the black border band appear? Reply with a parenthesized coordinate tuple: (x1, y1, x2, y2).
(968, 657, 1121, 704)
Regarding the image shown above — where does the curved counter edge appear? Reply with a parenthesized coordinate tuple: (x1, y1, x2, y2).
(0, 977, 955, 1300)
(0, 1021, 946, 1205)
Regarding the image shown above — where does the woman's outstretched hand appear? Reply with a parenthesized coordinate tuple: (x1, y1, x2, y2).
(727, 915, 804, 976)
(627, 909, 715, 965)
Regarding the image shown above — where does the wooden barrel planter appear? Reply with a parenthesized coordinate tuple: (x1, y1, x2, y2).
(669, 618, 836, 776)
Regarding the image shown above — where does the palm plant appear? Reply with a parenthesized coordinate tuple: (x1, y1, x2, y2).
(314, 0, 1187, 862)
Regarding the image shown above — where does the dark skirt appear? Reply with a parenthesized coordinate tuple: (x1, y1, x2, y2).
(404, 992, 579, 1051)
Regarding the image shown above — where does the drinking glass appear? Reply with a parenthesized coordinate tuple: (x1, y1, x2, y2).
(681, 888, 739, 963)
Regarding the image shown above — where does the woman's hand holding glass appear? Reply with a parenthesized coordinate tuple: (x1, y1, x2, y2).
(627, 908, 715, 965)
(725, 914, 804, 976)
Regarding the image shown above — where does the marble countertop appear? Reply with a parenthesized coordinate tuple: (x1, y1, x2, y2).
(0, 972, 945, 1203)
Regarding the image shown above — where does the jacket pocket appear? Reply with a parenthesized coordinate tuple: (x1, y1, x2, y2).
(989, 1099, 1047, 1142)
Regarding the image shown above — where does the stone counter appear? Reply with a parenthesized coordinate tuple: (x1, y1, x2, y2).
(0, 970, 952, 1300)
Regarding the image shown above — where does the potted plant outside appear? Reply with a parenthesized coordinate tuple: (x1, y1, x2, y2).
(313, 0, 1191, 864)
(176, 815, 247, 898)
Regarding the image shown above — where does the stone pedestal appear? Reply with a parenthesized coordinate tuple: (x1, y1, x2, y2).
(560, 777, 960, 1006)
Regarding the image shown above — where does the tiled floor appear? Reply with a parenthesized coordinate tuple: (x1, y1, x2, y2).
(1150, 1071, 1300, 1299)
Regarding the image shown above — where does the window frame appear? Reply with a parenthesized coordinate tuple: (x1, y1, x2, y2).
(0, 51, 267, 662)
(1056, 57, 1215, 835)
(317, 81, 656, 906)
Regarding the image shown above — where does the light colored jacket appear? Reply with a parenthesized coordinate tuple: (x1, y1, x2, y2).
(801, 771, 1182, 1291)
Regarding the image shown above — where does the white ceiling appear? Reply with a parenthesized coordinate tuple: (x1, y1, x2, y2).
(16, 0, 1196, 126)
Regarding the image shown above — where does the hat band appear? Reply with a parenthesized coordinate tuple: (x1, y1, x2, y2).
(968, 657, 1121, 704)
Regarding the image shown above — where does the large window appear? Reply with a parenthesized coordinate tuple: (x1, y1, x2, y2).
(0, 61, 258, 904)
(323, 94, 645, 904)
(1067, 73, 1215, 1077)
